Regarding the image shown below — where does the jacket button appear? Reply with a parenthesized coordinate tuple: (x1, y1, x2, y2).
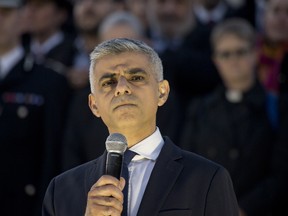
(17, 106, 29, 119)
(24, 184, 36, 196)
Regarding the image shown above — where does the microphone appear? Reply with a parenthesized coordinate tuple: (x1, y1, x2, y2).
(105, 133, 128, 179)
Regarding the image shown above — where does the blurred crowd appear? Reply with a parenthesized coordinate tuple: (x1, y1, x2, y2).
(0, 0, 287, 215)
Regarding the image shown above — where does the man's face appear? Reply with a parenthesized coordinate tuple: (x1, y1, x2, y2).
(74, 0, 115, 34)
(213, 34, 256, 85)
(264, 0, 288, 43)
(0, 7, 21, 49)
(89, 52, 169, 134)
(24, 1, 66, 35)
(147, 0, 194, 38)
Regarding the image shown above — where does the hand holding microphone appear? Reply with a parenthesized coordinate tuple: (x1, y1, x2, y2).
(85, 133, 127, 216)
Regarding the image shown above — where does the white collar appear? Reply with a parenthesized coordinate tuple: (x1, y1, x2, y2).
(30, 31, 64, 56)
(0, 46, 24, 79)
(194, 2, 227, 24)
(130, 127, 164, 161)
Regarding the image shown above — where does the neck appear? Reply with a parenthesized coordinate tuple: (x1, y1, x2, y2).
(0, 42, 19, 57)
(33, 29, 58, 44)
(224, 76, 254, 92)
(109, 124, 156, 148)
(81, 33, 100, 53)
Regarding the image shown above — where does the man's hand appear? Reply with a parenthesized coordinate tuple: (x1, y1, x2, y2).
(85, 175, 126, 216)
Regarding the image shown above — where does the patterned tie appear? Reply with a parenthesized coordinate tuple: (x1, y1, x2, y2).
(121, 150, 137, 216)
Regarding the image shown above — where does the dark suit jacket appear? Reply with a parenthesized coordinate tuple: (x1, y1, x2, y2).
(43, 137, 238, 216)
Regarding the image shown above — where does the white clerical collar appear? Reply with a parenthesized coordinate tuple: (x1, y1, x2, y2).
(129, 127, 164, 161)
(0, 45, 24, 79)
(31, 31, 64, 57)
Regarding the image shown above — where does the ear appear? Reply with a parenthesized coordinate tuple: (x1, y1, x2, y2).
(157, 80, 170, 107)
(88, 93, 101, 117)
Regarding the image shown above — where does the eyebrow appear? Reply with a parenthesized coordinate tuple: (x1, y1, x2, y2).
(98, 67, 148, 83)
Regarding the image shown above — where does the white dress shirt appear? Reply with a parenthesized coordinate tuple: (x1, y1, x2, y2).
(128, 127, 164, 216)
(0, 46, 24, 79)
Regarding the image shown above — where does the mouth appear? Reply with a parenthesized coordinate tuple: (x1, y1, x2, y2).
(113, 103, 136, 111)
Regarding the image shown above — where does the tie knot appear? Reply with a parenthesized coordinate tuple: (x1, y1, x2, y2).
(123, 150, 137, 165)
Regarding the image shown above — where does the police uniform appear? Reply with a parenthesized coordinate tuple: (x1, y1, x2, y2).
(0, 46, 69, 216)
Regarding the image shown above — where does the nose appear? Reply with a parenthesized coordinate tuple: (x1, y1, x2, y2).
(115, 76, 132, 97)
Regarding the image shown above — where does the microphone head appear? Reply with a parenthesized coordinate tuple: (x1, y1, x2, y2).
(105, 133, 128, 154)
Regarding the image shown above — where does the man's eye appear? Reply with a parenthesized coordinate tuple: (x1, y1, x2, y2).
(131, 76, 145, 81)
(102, 80, 117, 87)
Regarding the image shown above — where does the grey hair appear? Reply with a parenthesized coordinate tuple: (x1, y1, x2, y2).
(99, 11, 144, 38)
(89, 38, 163, 92)
(211, 18, 256, 50)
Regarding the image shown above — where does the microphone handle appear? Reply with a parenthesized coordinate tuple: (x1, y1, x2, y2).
(106, 152, 123, 179)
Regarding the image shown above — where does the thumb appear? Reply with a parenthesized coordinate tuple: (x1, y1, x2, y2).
(119, 177, 126, 191)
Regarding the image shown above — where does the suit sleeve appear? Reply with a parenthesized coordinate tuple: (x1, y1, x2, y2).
(205, 167, 239, 216)
(42, 178, 56, 216)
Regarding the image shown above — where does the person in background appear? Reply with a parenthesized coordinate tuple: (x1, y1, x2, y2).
(124, 0, 149, 34)
(67, 0, 123, 90)
(257, 0, 288, 128)
(179, 18, 288, 216)
(145, 0, 221, 110)
(43, 37, 238, 216)
(0, 0, 70, 215)
(22, 0, 75, 76)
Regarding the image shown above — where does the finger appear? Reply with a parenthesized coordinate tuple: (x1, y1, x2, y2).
(88, 203, 122, 216)
(91, 175, 123, 190)
(88, 196, 123, 212)
(88, 184, 124, 202)
(119, 177, 126, 191)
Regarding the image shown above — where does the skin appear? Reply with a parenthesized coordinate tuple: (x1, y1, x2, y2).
(264, 0, 288, 44)
(147, 0, 194, 38)
(213, 34, 257, 92)
(23, 1, 67, 44)
(0, 7, 21, 56)
(86, 51, 169, 215)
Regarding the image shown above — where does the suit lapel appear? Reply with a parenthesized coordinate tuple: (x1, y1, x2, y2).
(85, 151, 107, 193)
(137, 137, 183, 216)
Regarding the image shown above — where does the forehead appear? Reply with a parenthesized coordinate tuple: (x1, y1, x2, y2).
(214, 34, 250, 49)
(94, 52, 151, 74)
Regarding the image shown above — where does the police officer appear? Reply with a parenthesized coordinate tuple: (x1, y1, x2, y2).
(0, 0, 69, 215)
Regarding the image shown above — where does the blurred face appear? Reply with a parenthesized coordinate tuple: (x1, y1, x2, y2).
(147, 0, 194, 38)
(0, 7, 21, 53)
(264, 0, 288, 43)
(89, 52, 169, 134)
(74, 0, 115, 34)
(213, 34, 256, 85)
(24, 1, 67, 36)
(126, 0, 148, 27)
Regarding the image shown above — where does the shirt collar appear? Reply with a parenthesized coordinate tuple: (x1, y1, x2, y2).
(0, 45, 24, 79)
(194, 2, 227, 24)
(31, 31, 64, 57)
(129, 127, 164, 161)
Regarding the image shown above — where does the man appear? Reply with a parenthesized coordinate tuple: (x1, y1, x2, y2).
(0, 0, 69, 215)
(61, 12, 181, 171)
(43, 38, 238, 216)
(179, 18, 288, 216)
(22, 0, 75, 73)
(145, 0, 220, 110)
(67, 0, 122, 89)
